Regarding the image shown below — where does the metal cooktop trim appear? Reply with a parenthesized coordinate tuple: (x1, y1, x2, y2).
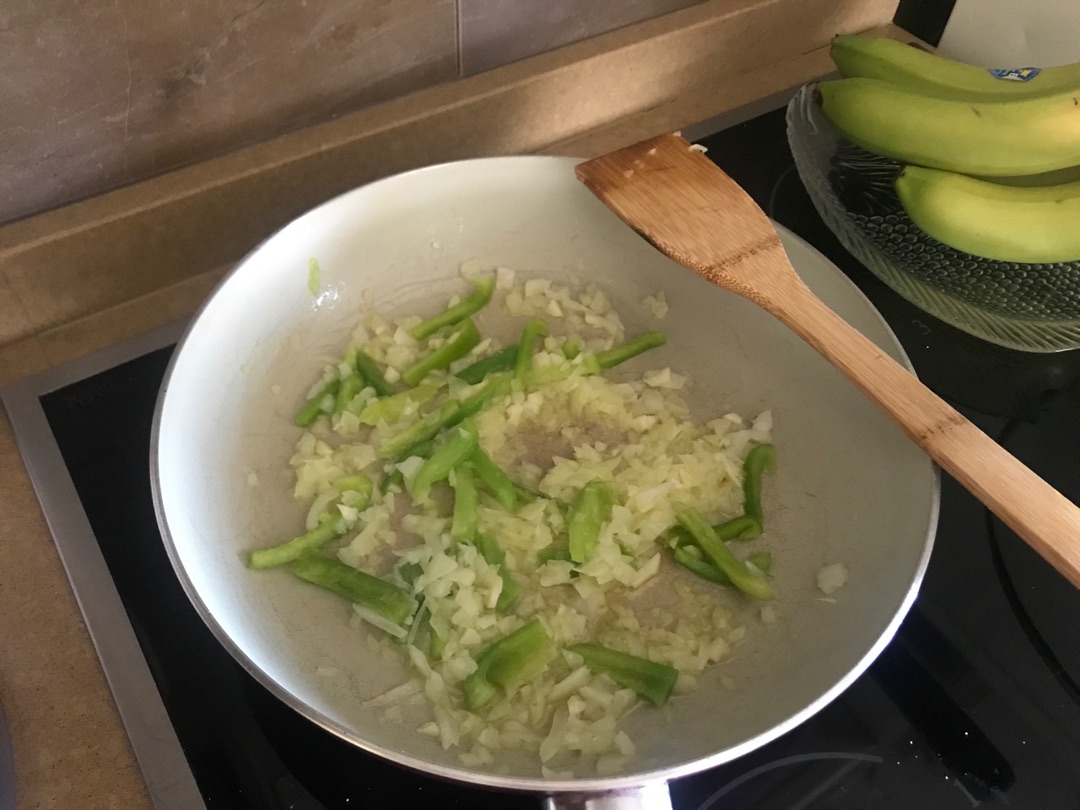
(0, 319, 203, 810)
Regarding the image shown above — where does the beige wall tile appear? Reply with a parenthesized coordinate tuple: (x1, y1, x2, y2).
(459, 0, 706, 75)
(0, 0, 457, 225)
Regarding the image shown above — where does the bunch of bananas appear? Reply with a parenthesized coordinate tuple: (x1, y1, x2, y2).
(818, 35, 1080, 264)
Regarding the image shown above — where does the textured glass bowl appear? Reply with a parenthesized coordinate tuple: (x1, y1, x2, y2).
(786, 83, 1080, 353)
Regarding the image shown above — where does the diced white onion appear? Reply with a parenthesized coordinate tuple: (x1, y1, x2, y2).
(281, 270, 780, 777)
(817, 563, 849, 595)
(352, 604, 408, 639)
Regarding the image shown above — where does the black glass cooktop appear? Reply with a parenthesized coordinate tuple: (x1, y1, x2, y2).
(21, 103, 1080, 808)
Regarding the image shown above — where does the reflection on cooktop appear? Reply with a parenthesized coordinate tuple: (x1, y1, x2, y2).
(994, 391, 1080, 702)
(672, 640, 1011, 810)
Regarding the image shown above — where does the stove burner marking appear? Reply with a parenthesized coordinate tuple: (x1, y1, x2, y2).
(694, 752, 885, 810)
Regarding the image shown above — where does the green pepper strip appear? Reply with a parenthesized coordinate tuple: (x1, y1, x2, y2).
(336, 475, 374, 504)
(568, 481, 614, 563)
(396, 560, 424, 588)
(675, 507, 773, 601)
(354, 351, 396, 398)
(378, 373, 512, 461)
(248, 515, 341, 569)
(399, 563, 441, 657)
(665, 516, 768, 587)
(561, 336, 583, 360)
(514, 484, 541, 505)
(667, 515, 761, 551)
(717, 515, 760, 540)
(462, 619, 553, 711)
(475, 532, 521, 612)
(723, 514, 764, 541)
(514, 317, 549, 380)
(295, 378, 340, 427)
(410, 276, 496, 341)
(248, 475, 372, 569)
(538, 545, 572, 565)
(673, 546, 771, 586)
(743, 443, 776, 529)
(579, 331, 666, 373)
(521, 331, 667, 387)
(455, 373, 513, 421)
(358, 384, 438, 426)
(748, 551, 773, 573)
(403, 318, 482, 387)
(455, 345, 517, 385)
(410, 421, 479, 501)
(411, 607, 445, 661)
(450, 463, 479, 542)
(378, 401, 460, 460)
(288, 555, 414, 628)
(568, 643, 679, 706)
(334, 374, 365, 414)
(536, 543, 580, 579)
(380, 439, 436, 494)
(673, 546, 729, 585)
(470, 447, 517, 511)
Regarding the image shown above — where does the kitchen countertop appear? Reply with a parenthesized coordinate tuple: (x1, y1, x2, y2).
(0, 3, 905, 805)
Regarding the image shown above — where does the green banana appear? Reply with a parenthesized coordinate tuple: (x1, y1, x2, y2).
(817, 77, 1080, 176)
(895, 164, 1080, 263)
(831, 35, 1080, 100)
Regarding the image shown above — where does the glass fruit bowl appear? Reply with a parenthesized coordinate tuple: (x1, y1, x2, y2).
(786, 82, 1080, 353)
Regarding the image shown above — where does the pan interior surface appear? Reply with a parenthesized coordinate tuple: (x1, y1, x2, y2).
(152, 156, 937, 791)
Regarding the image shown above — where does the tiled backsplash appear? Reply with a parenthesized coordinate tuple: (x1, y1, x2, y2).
(0, 0, 705, 226)
(458, 0, 702, 75)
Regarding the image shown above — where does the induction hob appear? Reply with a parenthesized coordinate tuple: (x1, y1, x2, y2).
(4, 100, 1079, 809)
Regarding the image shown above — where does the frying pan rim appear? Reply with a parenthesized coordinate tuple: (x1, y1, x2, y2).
(149, 154, 940, 795)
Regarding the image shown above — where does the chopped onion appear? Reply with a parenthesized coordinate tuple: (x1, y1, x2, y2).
(363, 679, 422, 707)
(282, 271, 778, 776)
(817, 563, 849, 595)
(352, 604, 408, 639)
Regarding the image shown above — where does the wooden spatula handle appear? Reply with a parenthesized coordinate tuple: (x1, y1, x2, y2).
(773, 276, 1080, 588)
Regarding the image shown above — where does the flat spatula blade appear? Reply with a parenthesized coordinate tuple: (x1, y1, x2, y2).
(575, 134, 790, 302)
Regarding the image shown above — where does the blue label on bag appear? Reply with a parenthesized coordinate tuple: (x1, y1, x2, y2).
(988, 67, 1041, 82)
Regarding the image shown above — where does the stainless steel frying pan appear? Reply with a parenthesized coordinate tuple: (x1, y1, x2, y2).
(151, 156, 937, 807)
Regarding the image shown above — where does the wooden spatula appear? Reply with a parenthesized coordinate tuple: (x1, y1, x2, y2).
(577, 133, 1080, 589)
